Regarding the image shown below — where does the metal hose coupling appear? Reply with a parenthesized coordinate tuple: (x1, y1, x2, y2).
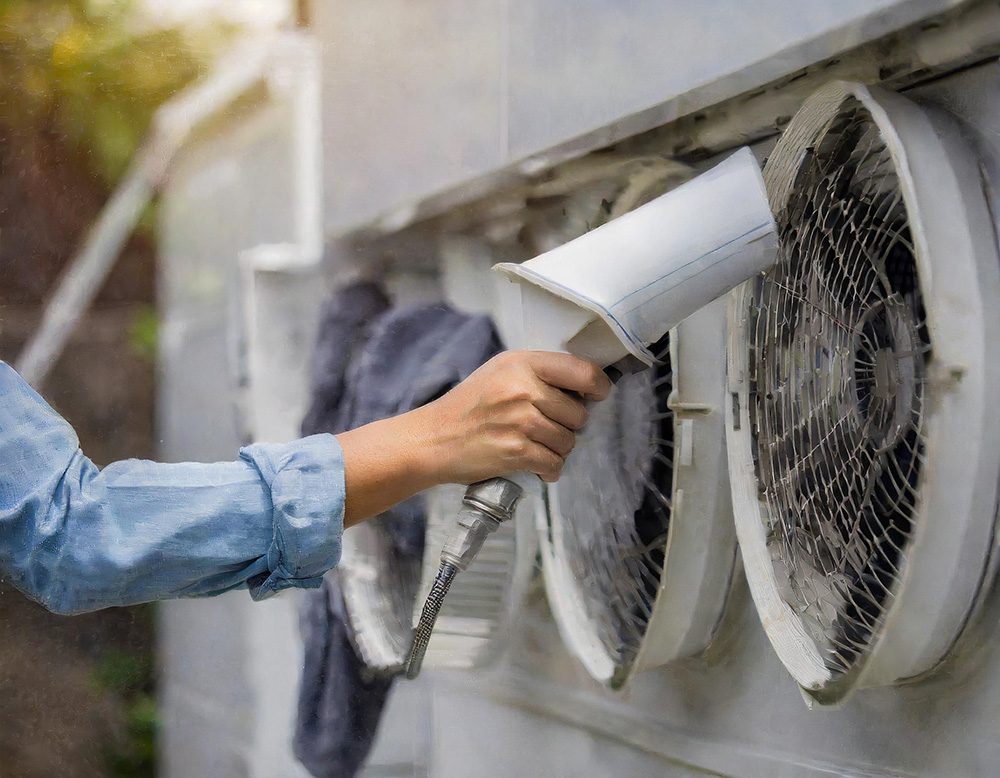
(404, 477, 523, 679)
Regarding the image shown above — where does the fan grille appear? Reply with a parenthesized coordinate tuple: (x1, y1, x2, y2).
(554, 339, 673, 676)
(751, 99, 930, 676)
(421, 484, 518, 648)
(340, 514, 424, 671)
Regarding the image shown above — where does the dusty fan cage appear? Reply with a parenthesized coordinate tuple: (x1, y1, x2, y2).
(726, 81, 1000, 705)
(542, 170, 739, 689)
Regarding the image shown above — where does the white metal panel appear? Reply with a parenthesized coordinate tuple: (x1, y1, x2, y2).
(316, 0, 961, 233)
(505, 0, 959, 156)
(317, 0, 505, 233)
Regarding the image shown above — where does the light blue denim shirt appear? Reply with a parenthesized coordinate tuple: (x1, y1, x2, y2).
(0, 361, 345, 614)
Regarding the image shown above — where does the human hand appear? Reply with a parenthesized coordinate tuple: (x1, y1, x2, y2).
(410, 350, 611, 485)
(337, 350, 610, 526)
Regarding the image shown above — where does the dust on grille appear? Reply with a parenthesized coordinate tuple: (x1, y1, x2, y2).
(750, 99, 929, 676)
(556, 337, 673, 682)
(341, 518, 424, 670)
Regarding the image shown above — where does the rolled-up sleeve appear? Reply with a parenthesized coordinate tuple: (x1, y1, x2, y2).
(0, 361, 345, 615)
(239, 437, 345, 600)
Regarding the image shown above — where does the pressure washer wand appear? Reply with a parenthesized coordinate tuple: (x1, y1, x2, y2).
(404, 477, 523, 679)
(404, 149, 778, 679)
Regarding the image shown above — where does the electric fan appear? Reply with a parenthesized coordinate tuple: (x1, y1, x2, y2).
(726, 81, 1000, 705)
(541, 168, 739, 688)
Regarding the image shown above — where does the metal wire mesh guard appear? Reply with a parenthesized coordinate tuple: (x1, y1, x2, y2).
(749, 98, 929, 678)
(546, 339, 674, 687)
(729, 81, 1000, 703)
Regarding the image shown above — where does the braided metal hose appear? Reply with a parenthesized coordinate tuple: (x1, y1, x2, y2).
(404, 478, 523, 680)
(404, 562, 458, 679)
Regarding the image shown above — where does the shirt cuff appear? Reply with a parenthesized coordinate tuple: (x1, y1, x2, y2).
(238, 434, 346, 600)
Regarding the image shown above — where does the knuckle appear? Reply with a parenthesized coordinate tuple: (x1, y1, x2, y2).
(501, 434, 525, 457)
(525, 386, 548, 407)
(509, 378, 538, 404)
(587, 365, 606, 393)
(567, 403, 588, 430)
(484, 353, 506, 375)
(576, 361, 608, 397)
(523, 407, 546, 433)
(494, 351, 525, 379)
(496, 350, 519, 367)
(506, 387, 531, 405)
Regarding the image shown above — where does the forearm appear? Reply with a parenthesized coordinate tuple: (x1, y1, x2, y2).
(336, 408, 440, 527)
(12, 454, 276, 613)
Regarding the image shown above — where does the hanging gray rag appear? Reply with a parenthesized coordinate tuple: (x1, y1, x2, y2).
(294, 281, 501, 778)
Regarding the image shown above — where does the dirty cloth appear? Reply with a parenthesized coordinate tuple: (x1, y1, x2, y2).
(0, 361, 345, 615)
(294, 282, 501, 778)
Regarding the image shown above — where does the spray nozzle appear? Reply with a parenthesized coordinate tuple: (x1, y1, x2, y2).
(440, 479, 523, 570)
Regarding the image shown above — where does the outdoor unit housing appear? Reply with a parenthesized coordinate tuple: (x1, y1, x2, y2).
(156, 3, 1000, 777)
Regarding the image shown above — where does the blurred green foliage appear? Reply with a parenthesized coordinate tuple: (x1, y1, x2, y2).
(0, 0, 223, 184)
(92, 646, 158, 778)
(103, 695, 158, 778)
(92, 648, 154, 696)
(128, 304, 159, 361)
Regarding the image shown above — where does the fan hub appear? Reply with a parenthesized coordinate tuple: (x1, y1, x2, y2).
(853, 295, 919, 451)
